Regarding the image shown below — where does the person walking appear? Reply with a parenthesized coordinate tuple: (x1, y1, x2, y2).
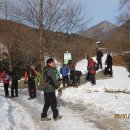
(87, 58, 97, 85)
(41, 58, 62, 121)
(10, 66, 19, 98)
(60, 64, 69, 87)
(105, 52, 113, 77)
(0, 69, 10, 97)
(68, 60, 75, 85)
(27, 65, 37, 100)
(96, 48, 103, 69)
(86, 57, 91, 81)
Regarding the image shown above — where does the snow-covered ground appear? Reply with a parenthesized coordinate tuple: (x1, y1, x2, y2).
(0, 87, 102, 130)
(64, 55, 130, 113)
(0, 93, 36, 130)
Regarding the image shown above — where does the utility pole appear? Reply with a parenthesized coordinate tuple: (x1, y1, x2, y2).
(39, 0, 44, 69)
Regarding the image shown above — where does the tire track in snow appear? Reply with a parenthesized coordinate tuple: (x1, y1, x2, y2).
(7, 99, 16, 129)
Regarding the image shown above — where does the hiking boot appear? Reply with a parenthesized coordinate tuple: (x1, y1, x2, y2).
(109, 75, 113, 77)
(41, 117, 51, 121)
(27, 97, 34, 100)
(54, 115, 62, 121)
(10, 96, 15, 98)
(5, 95, 9, 98)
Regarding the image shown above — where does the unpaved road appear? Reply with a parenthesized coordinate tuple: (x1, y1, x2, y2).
(7, 90, 129, 130)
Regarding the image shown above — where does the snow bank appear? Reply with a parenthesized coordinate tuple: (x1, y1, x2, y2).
(0, 87, 36, 130)
(75, 59, 88, 74)
(62, 55, 130, 113)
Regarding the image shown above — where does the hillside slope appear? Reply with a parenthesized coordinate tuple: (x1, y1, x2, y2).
(0, 19, 96, 67)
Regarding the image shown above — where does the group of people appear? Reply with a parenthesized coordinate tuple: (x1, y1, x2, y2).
(0, 63, 19, 98)
(0, 49, 113, 121)
(60, 60, 82, 87)
(86, 48, 113, 85)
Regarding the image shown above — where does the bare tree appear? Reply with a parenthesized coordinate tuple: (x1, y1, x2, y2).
(10, 0, 90, 32)
(120, 0, 130, 8)
(8, 0, 91, 59)
(0, 0, 91, 65)
(117, 0, 130, 23)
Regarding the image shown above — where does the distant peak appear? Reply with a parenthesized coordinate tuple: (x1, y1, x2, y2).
(98, 20, 117, 26)
(79, 20, 118, 41)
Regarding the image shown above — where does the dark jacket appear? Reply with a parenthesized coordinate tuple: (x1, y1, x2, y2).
(10, 67, 19, 85)
(96, 50, 103, 59)
(68, 63, 75, 72)
(27, 68, 37, 81)
(44, 67, 59, 92)
(105, 54, 113, 66)
(60, 65, 69, 77)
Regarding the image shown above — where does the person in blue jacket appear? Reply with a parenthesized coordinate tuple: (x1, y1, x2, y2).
(60, 64, 69, 87)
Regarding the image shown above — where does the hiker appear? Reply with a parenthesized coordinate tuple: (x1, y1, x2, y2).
(96, 48, 103, 69)
(105, 52, 113, 77)
(87, 58, 97, 85)
(68, 60, 76, 85)
(27, 65, 37, 100)
(10, 66, 19, 98)
(60, 64, 69, 87)
(41, 58, 62, 121)
(74, 70, 82, 87)
(86, 57, 91, 81)
(0, 68, 10, 97)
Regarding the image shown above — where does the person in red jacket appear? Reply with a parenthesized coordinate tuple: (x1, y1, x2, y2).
(0, 69, 10, 97)
(87, 58, 97, 85)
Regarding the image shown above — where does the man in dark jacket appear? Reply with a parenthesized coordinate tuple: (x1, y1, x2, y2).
(60, 64, 69, 87)
(68, 60, 75, 85)
(96, 48, 103, 69)
(41, 58, 62, 121)
(27, 65, 37, 100)
(86, 57, 91, 81)
(10, 66, 19, 98)
(105, 52, 113, 77)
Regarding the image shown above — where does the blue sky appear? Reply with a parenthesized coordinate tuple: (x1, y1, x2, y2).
(77, 0, 120, 27)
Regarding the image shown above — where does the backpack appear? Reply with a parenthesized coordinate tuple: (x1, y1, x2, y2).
(94, 63, 99, 71)
(38, 67, 50, 90)
(4, 73, 9, 81)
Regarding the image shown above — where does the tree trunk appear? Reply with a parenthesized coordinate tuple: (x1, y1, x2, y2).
(39, 0, 44, 69)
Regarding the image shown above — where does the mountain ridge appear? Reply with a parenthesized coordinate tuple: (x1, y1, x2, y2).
(80, 21, 118, 41)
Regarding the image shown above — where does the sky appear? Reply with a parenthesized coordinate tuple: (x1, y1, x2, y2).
(0, 0, 120, 29)
(77, 0, 120, 27)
